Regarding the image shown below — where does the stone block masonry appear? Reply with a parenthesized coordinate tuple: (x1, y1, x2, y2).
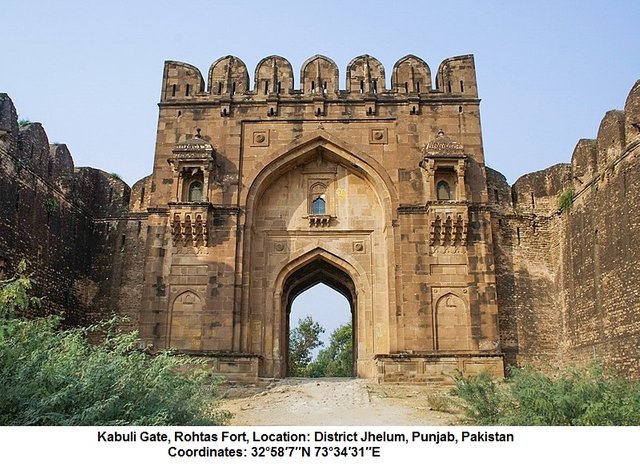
(0, 93, 132, 325)
(2, 59, 639, 382)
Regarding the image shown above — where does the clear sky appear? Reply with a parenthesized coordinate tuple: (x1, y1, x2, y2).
(3, 1, 639, 346)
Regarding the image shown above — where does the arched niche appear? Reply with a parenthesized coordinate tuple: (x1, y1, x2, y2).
(434, 292, 470, 351)
(169, 290, 203, 350)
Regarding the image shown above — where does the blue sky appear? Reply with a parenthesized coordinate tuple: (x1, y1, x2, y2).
(3, 1, 639, 346)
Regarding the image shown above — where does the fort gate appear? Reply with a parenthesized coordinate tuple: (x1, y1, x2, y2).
(3, 56, 639, 383)
(131, 54, 504, 381)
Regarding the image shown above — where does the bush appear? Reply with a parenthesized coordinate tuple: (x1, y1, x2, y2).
(452, 364, 640, 425)
(557, 188, 575, 212)
(0, 265, 230, 426)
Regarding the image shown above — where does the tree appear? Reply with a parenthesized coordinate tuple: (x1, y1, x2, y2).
(288, 316, 324, 376)
(307, 322, 353, 377)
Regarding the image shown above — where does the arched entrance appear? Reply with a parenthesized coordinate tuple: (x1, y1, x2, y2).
(240, 133, 398, 379)
(283, 258, 356, 377)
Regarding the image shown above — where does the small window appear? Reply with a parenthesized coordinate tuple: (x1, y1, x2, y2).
(311, 196, 326, 215)
(436, 181, 452, 200)
(189, 181, 203, 202)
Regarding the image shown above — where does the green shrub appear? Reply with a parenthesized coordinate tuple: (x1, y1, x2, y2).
(451, 371, 510, 424)
(452, 364, 640, 425)
(0, 266, 230, 426)
(557, 188, 575, 212)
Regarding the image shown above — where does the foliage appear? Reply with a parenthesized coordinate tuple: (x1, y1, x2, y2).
(44, 197, 59, 214)
(557, 187, 575, 212)
(288, 316, 324, 376)
(109, 172, 122, 180)
(307, 322, 353, 377)
(451, 371, 509, 424)
(18, 119, 32, 127)
(0, 260, 40, 319)
(452, 363, 640, 425)
(0, 268, 230, 426)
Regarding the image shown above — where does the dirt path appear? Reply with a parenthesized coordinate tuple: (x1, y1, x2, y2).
(219, 378, 462, 426)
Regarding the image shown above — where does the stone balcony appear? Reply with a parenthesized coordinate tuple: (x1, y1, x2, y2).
(168, 202, 211, 247)
(426, 201, 468, 247)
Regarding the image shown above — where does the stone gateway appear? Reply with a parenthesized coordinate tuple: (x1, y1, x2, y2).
(1, 53, 639, 382)
(135, 54, 503, 381)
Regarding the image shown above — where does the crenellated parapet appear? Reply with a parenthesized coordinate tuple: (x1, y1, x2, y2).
(160, 54, 478, 107)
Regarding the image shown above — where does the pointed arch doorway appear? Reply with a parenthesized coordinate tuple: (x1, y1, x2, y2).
(283, 257, 357, 377)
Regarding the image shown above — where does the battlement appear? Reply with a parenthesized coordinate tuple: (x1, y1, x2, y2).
(160, 54, 478, 107)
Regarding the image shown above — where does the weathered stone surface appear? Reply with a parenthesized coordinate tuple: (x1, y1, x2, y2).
(491, 79, 640, 379)
(0, 93, 131, 325)
(2, 63, 638, 383)
(133, 54, 500, 380)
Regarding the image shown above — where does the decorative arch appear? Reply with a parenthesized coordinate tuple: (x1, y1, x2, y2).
(169, 290, 203, 351)
(271, 247, 367, 377)
(434, 292, 470, 351)
(243, 132, 398, 229)
(273, 246, 369, 298)
(436, 180, 452, 200)
(240, 133, 397, 378)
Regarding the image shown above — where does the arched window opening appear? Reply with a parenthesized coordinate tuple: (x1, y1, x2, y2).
(288, 283, 353, 377)
(311, 196, 326, 215)
(189, 181, 203, 202)
(437, 180, 452, 200)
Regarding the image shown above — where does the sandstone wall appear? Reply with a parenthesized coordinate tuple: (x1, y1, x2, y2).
(0, 93, 129, 324)
(559, 82, 640, 377)
(491, 80, 640, 378)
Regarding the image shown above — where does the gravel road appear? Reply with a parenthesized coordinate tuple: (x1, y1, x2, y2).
(219, 378, 462, 426)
